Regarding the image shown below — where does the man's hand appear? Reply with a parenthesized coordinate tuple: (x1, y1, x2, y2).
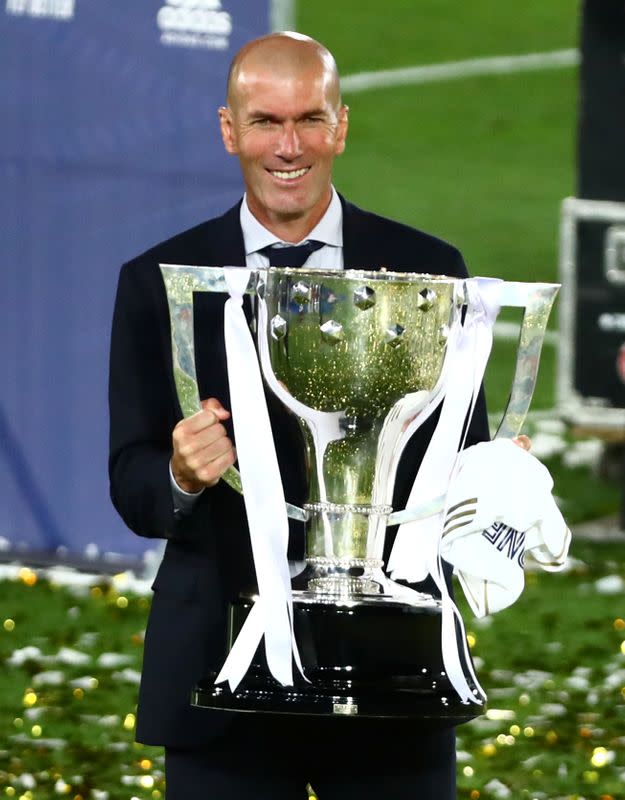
(171, 398, 236, 493)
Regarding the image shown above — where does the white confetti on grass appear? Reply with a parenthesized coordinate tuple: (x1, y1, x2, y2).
(565, 675, 590, 691)
(32, 670, 65, 686)
(7, 646, 47, 666)
(595, 575, 625, 594)
(97, 653, 133, 668)
(11, 734, 66, 749)
(513, 670, 553, 690)
(97, 715, 121, 727)
(111, 668, 141, 685)
(562, 438, 603, 469)
(484, 778, 512, 798)
(69, 676, 99, 690)
(57, 647, 91, 666)
(604, 669, 625, 689)
(0, 562, 153, 595)
(529, 432, 567, 460)
(539, 702, 568, 717)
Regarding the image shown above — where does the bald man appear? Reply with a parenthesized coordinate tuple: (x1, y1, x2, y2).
(109, 32, 489, 799)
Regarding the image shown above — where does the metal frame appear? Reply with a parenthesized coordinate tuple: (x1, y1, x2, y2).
(558, 196, 625, 428)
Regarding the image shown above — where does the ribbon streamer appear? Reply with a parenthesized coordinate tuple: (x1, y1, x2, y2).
(388, 277, 502, 704)
(215, 268, 304, 690)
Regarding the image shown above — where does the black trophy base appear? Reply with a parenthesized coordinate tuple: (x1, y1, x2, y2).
(192, 592, 483, 724)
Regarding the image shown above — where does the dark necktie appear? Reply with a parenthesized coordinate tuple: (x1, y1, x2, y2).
(259, 239, 325, 268)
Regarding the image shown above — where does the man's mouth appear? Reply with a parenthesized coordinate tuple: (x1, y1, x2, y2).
(268, 167, 310, 181)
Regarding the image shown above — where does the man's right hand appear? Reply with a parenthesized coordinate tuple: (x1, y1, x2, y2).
(171, 398, 236, 493)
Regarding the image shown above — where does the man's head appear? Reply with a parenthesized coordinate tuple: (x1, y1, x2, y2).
(219, 32, 349, 241)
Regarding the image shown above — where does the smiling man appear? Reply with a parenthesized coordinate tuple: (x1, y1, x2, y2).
(109, 31, 489, 800)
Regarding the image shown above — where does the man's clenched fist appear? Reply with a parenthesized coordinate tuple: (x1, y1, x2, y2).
(170, 398, 236, 493)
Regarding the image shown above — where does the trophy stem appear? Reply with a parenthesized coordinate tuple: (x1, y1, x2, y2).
(304, 501, 392, 597)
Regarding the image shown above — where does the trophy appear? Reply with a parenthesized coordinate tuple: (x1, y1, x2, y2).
(160, 264, 558, 723)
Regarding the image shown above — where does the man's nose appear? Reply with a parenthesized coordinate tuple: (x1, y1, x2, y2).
(275, 122, 302, 160)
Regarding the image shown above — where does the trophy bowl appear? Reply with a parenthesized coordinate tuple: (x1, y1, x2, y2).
(159, 264, 558, 721)
(260, 268, 459, 600)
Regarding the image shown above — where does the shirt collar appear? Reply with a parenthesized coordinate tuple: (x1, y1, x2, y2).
(240, 187, 343, 256)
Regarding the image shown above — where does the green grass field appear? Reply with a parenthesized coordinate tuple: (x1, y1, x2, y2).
(1, 537, 624, 799)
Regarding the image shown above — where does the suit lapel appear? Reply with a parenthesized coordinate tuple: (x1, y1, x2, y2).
(340, 194, 381, 272)
(202, 201, 247, 267)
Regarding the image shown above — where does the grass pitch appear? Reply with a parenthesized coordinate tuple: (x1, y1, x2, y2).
(1, 537, 624, 799)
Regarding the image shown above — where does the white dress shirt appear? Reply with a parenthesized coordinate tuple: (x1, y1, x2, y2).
(171, 188, 344, 513)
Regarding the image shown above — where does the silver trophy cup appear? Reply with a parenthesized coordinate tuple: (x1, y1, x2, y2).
(160, 264, 558, 720)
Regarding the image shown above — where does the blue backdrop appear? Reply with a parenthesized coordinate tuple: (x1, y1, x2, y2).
(0, 0, 272, 565)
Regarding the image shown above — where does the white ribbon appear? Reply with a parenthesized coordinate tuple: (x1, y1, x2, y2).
(388, 277, 502, 704)
(215, 268, 304, 690)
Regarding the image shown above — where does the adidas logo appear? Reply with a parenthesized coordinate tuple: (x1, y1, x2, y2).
(157, 0, 232, 50)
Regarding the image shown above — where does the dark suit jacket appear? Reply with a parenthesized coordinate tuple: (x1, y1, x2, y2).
(108, 196, 490, 749)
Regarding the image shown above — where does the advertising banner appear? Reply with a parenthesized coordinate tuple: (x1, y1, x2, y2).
(0, 0, 272, 565)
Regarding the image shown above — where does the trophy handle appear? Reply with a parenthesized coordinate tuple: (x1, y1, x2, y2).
(159, 264, 307, 521)
(159, 265, 245, 496)
(493, 281, 560, 440)
(386, 280, 560, 528)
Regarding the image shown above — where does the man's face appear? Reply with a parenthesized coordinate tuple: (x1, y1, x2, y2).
(219, 63, 348, 234)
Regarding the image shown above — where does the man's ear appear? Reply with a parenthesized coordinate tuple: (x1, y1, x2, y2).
(335, 104, 349, 156)
(218, 106, 238, 155)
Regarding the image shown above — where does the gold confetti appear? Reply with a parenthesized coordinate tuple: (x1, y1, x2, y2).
(139, 776, 154, 789)
(482, 743, 496, 757)
(23, 691, 37, 707)
(613, 618, 625, 631)
(467, 632, 477, 648)
(116, 596, 129, 609)
(463, 766, 474, 777)
(139, 759, 152, 770)
(591, 747, 609, 768)
(123, 713, 136, 730)
(31, 725, 42, 737)
(18, 568, 37, 586)
(90, 587, 103, 599)
(510, 724, 521, 736)
(73, 688, 84, 700)
(583, 770, 599, 784)
(546, 730, 558, 744)
(3, 618, 15, 632)
(470, 791, 480, 800)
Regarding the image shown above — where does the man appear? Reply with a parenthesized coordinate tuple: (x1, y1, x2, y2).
(109, 32, 490, 799)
